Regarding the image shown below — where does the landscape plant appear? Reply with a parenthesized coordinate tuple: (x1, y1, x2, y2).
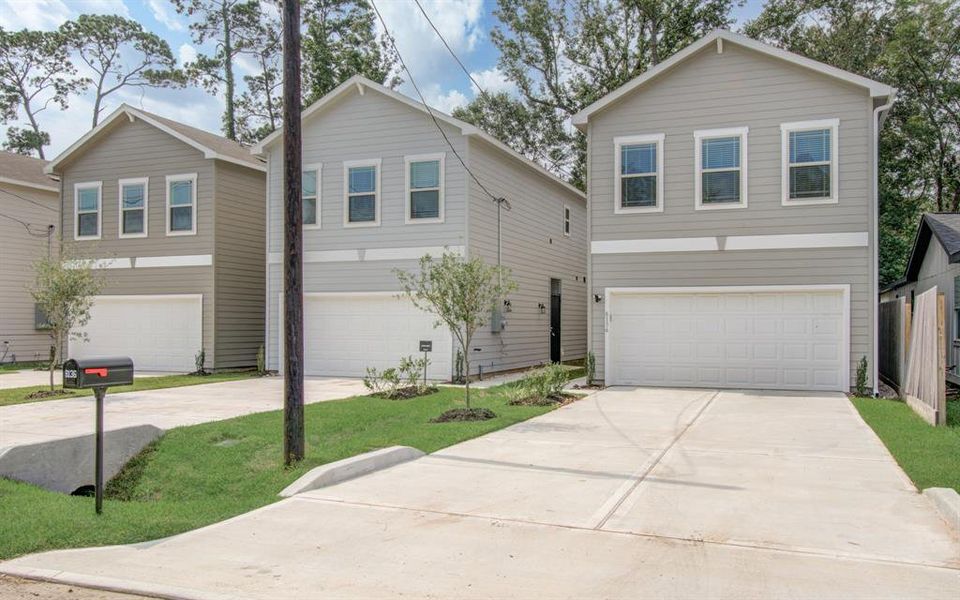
(194, 348, 207, 375)
(30, 247, 104, 390)
(395, 252, 516, 418)
(362, 366, 401, 398)
(256, 344, 266, 376)
(855, 356, 869, 397)
(509, 363, 570, 405)
(585, 351, 596, 386)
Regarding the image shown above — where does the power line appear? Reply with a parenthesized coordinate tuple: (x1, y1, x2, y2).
(0, 185, 59, 213)
(0, 211, 53, 237)
(411, 0, 575, 180)
(369, 0, 501, 204)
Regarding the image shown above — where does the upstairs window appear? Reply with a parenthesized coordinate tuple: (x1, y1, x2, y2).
(119, 178, 148, 238)
(166, 173, 197, 235)
(75, 182, 102, 240)
(614, 134, 663, 213)
(695, 127, 748, 210)
(344, 160, 380, 226)
(781, 119, 838, 205)
(303, 165, 321, 228)
(405, 154, 444, 223)
(563, 205, 571, 236)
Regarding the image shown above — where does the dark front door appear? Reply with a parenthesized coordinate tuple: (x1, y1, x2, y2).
(550, 279, 561, 363)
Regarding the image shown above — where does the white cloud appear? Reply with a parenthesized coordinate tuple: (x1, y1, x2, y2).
(178, 43, 198, 67)
(423, 85, 469, 115)
(469, 68, 517, 96)
(147, 0, 185, 31)
(0, 0, 129, 30)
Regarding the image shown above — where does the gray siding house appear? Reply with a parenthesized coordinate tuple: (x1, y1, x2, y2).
(0, 152, 59, 363)
(573, 30, 895, 392)
(880, 213, 960, 381)
(46, 105, 266, 372)
(253, 76, 586, 380)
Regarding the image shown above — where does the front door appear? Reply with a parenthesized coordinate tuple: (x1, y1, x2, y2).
(550, 279, 562, 363)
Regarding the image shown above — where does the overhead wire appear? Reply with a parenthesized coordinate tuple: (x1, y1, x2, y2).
(0, 185, 59, 213)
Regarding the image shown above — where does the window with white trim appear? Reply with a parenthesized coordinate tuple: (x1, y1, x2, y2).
(405, 154, 444, 223)
(75, 182, 101, 239)
(695, 127, 748, 209)
(344, 159, 380, 226)
(119, 178, 148, 238)
(614, 134, 664, 213)
(166, 173, 197, 235)
(563, 205, 571, 236)
(781, 119, 838, 205)
(302, 165, 321, 227)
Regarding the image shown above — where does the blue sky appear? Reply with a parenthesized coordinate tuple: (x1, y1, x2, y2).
(0, 0, 765, 156)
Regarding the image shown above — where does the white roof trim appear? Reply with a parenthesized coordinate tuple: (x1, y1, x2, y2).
(45, 104, 266, 174)
(0, 176, 59, 193)
(572, 30, 894, 129)
(251, 75, 584, 200)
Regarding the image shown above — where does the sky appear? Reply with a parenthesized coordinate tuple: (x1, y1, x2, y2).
(0, 0, 765, 157)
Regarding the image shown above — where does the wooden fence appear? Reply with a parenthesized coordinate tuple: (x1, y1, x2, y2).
(902, 288, 947, 425)
(878, 298, 910, 393)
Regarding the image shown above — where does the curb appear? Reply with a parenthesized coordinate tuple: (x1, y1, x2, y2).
(923, 487, 960, 532)
(279, 445, 424, 497)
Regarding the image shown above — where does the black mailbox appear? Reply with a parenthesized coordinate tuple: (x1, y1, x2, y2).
(63, 357, 134, 389)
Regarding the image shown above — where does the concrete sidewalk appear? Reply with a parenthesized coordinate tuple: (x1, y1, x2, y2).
(3, 387, 958, 599)
(0, 377, 367, 448)
(0, 370, 175, 390)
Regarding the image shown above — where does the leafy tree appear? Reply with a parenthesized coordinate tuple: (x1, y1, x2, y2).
(0, 28, 85, 158)
(60, 14, 186, 128)
(31, 247, 105, 391)
(395, 252, 516, 410)
(300, 0, 400, 105)
(172, 0, 261, 141)
(234, 7, 282, 144)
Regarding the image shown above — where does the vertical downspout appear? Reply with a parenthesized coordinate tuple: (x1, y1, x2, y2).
(872, 91, 896, 395)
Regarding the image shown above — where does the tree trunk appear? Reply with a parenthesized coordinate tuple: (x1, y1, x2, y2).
(464, 354, 471, 409)
(223, 4, 237, 141)
(23, 104, 45, 159)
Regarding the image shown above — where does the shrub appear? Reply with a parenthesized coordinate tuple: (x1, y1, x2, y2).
(855, 356, 869, 396)
(363, 366, 401, 397)
(256, 344, 266, 376)
(194, 348, 207, 375)
(398, 355, 430, 393)
(510, 363, 568, 404)
(585, 351, 596, 385)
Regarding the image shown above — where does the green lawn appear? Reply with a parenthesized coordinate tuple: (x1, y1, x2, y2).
(0, 372, 258, 408)
(0, 385, 558, 560)
(0, 361, 45, 373)
(851, 396, 960, 494)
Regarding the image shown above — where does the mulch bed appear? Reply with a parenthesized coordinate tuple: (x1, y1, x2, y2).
(373, 386, 438, 400)
(24, 389, 77, 400)
(431, 407, 497, 422)
(508, 392, 580, 407)
(571, 383, 605, 391)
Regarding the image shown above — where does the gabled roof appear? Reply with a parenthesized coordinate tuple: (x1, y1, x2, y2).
(0, 151, 58, 192)
(251, 75, 584, 199)
(572, 30, 895, 130)
(46, 104, 266, 174)
(903, 213, 960, 282)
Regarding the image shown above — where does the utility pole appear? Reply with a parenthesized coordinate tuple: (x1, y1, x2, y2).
(282, 0, 304, 464)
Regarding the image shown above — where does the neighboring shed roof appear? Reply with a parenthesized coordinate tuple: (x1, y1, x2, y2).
(571, 29, 895, 129)
(902, 213, 960, 283)
(46, 104, 265, 174)
(251, 75, 584, 200)
(0, 151, 58, 192)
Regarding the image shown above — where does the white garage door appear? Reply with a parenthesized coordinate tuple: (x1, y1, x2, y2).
(70, 295, 202, 372)
(607, 287, 849, 391)
(292, 293, 452, 380)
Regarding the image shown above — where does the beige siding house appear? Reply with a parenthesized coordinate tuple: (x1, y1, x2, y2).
(573, 30, 895, 392)
(0, 152, 59, 363)
(46, 105, 266, 372)
(253, 76, 586, 380)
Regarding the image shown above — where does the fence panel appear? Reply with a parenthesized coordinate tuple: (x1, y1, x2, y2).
(903, 288, 947, 425)
(878, 298, 909, 392)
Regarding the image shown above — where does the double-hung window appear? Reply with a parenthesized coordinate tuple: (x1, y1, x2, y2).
(405, 153, 444, 223)
(695, 127, 748, 209)
(343, 159, 380, 226)
(74, 182, 102, 240)
(118, 177, 148, 238)
(614, 134, 664, 213)
(781, 119, 838, 205)
(563, 205, 571, 236)
(303, 164, 321, 228)
(166, 173, 197, 235)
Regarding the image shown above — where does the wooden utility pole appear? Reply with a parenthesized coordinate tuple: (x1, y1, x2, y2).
(282, 0, 304, 464)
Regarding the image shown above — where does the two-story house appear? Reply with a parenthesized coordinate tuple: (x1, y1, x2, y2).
(45, 105, 267, 372)
(0, 151, 59, 364)
(573, 30, 895, 392)
(252, 76, 587, 380)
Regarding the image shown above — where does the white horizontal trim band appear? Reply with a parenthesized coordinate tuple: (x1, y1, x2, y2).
(592, 238, 718, 254)
(135, 254, 213, 268)
(268, 245, 464, 264)
(724, 232, 868, 250)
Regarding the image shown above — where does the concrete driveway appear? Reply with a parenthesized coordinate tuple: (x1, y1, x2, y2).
(0, 377, 368, 448)
(3, 387, 958, 599)
(0, 369, 176, 390)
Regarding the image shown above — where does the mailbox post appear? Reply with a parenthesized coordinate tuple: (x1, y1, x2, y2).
(63, 357, 134, 514)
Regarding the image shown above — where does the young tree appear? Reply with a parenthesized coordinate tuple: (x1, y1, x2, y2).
(60, 14, 185, 128)
(0, 28, 85, 158)
(172, 0, 261, 141)
(235, 8, 282, 144)
(395, 252, 516, 411)
(300, 0, 400, 104)
(31, 248, 105, 391)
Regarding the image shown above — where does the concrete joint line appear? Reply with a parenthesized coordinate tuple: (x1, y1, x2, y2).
(592, 390, 721, 530)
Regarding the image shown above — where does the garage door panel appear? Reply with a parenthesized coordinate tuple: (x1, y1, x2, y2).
(609, 288, 847, 392)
